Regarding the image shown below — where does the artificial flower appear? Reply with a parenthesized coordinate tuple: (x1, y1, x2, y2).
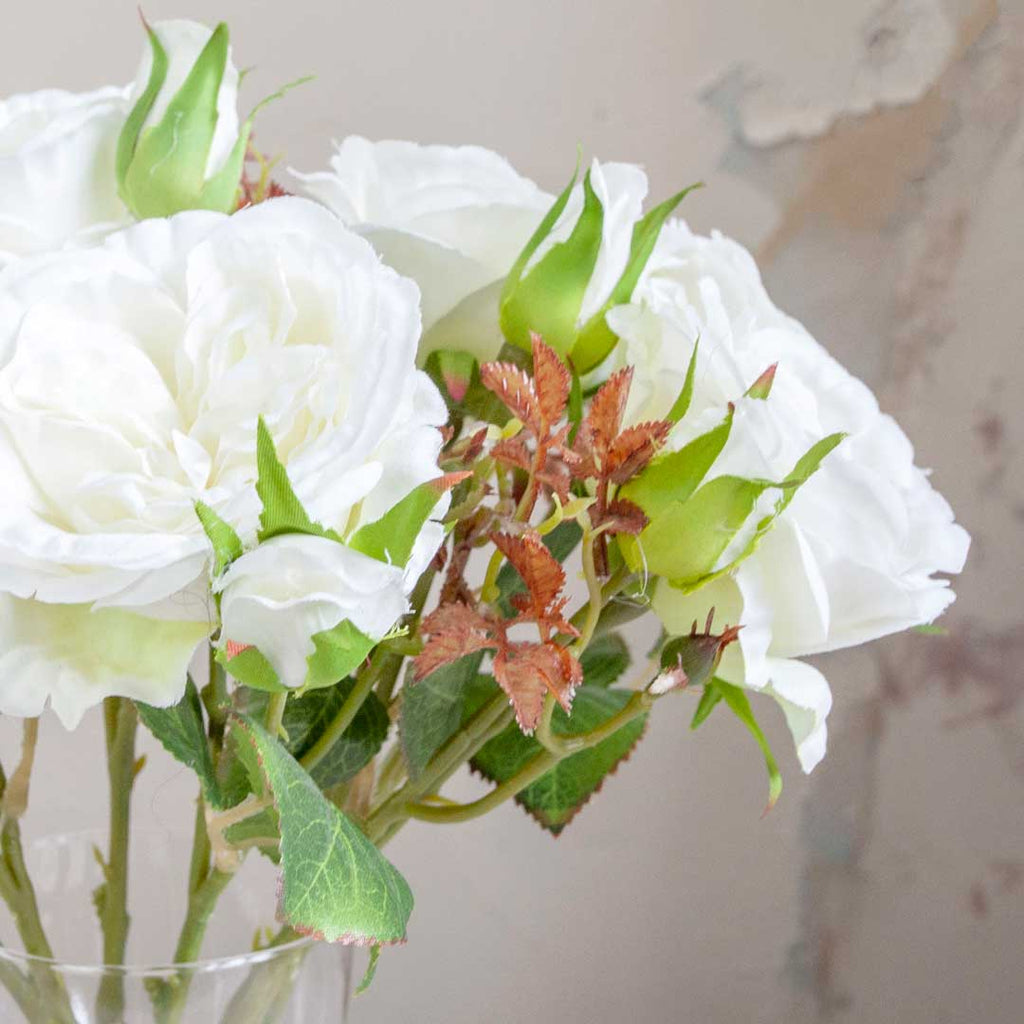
(0, 86, 130, 263)
(612, 222, 969, 769)
(0, 197, 445, 726)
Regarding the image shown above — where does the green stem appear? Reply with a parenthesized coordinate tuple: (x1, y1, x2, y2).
(152, 869, 236, 1024)
(365, 692, 513, 845)
(408, 690, 654, 823)
(299, 659, 380, 775)
(96, 697, 138, 1024)
(264, 691, 288, 739)
(571, 526, 605, 656)
(0, 757, 73, 1023)
(186, 796, 211, 896)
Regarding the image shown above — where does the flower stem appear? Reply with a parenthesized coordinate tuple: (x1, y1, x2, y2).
(152, 868, 236, 1024)
(365, 691, 514, 845)
(299, 658, 381, 775)
(264, 691, 288, 738)
(96, 697, 138, 1023)
(407, 690, 654, 823)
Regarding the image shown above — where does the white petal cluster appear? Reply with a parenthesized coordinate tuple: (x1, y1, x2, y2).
(613, 222, 970, 769)
(0, 87, 130, 262)
(0, 197, 446, 725)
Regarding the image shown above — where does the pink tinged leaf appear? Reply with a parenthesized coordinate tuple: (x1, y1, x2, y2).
(530, 333, 571, 426)
(745, 363, 778, 400)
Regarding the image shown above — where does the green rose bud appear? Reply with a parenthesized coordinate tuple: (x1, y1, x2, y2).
(116, 19, 248, 218)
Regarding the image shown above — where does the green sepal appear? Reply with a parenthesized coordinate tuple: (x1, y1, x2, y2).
(635, 475, 770, 584)
(689, 684, 723, 729)
(236, 717, 414, 945)
(500, 169, 604, 355)
(194, 500, 244, 576)
(619, 406, 733, 521)
(304, 620, 376, 692)
(500, 159, 579, 311)
(356, 946, 382, 996)
(255, 417, 338, 543)
(715, 680, 783, 810)
(137, 678, 223, 808)
(244, 677, 389, 789)
(571, 182, 702, 373)
(348, 477, 450, 569)
(423, 349, 512, 426)
(220, 619, 374, 694)
(673, 431, 846, 593)
(665, 337, 700, 423)
(116, 19, 169, 195)
(471, 685, 648, 835)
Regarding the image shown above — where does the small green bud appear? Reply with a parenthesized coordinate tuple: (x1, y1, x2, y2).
(117, 19, 248, 219)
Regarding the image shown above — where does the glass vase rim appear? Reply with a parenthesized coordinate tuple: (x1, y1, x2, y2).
(0, 826, 318, 977)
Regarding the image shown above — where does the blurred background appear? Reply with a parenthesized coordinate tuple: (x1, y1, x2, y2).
(1, 1, 1021, 1020)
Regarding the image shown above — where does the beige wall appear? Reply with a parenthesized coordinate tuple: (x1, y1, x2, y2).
(1, 1, 1022, 1021)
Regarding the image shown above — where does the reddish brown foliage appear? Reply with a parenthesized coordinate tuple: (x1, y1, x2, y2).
(414, 525, 583, 731)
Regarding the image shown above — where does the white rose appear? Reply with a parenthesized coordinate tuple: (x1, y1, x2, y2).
(292, 142, 648, 362)
(610, 222, 969, 770)
(0, 86, 131, 263)
(0, 197, 446, 726)
(128, 19, 241, 182)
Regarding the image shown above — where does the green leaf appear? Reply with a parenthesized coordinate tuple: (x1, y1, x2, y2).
(237, 717, 414, 945)
(715, 680, 783, 810)
(246, 678, 389, 789)
(579, 634, 631, 688)
(500, 170, 604, 355)
(137, 679, 223, 808)
(571, 182, 702, 373)
(224, 807, 281, 864)
(914, 623, 949, 636)
(620, 407, 733, 521)
(689, 684, 723, 729)
(496, 520, 582, 617)
(471, 685, 648, 834)
(255, 417, 336, 543)
(194, 501, 244, 576)
(665, 337, 700, 423)
(637, 475, 771, 583)
(400, 653, 488, 778)
(122, 23, 240, 218)
(349, 478, 449, 569)
(116, 20, 169, 194)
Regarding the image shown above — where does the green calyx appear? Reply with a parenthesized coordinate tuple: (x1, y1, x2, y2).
(497, 157, 701, 373)
(118, 21, 249, 219)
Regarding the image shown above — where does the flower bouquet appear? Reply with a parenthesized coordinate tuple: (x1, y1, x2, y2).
(0, 16, 969, 1023)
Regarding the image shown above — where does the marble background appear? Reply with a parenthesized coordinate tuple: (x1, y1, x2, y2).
(0, 1, 1020, 1020)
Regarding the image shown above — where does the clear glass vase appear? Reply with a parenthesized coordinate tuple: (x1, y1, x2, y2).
(0, 828, 356, 1023)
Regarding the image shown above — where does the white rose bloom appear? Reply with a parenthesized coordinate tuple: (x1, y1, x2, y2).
(610, 221, 969, 770)
(0, 86, 130, 263)
(217, 534, 420, 691)
(292, 142, 648, 362)
(0, 197, 446, 726)
(128, 19, 241, 181)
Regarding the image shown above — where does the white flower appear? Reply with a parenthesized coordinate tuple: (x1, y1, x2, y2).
(292, 136, 550, 360)
(0, 197, 445, 726)
(0, 86, 131, 263)
(612, 222, 969, 770)
(127, 19, 241, 182)
(292, 141, 649, 362)
(216, 535, 410, 690)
